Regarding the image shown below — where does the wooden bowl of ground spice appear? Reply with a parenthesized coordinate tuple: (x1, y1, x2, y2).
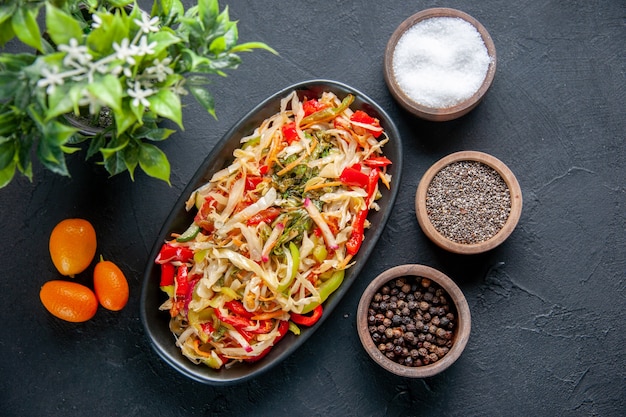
(415, 151, 523, 254)
(357, 264, 471, 378)
(383, 8, 497, 121)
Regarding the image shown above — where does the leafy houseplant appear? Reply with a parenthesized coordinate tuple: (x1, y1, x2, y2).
(0, 0, 275, 187)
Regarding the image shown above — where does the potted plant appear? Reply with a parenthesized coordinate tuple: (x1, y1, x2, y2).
(0, 0, 275, 187)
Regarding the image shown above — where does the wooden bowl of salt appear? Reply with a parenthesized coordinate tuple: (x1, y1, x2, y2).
(384, 8, 497, 121)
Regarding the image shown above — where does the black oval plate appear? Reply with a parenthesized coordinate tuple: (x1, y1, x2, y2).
(140, 80, 403, 385)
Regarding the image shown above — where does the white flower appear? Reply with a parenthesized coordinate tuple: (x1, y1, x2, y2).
(171, 79, 188, 96)
(37, 67, 64, 94)
(91, 14, 102, 29)
(58, 38, 92, 67)
(134, 35, 157, 57)
(145, 57, 173, 82)
(113, 38, 136, 65)
(127, 81, 155, 107)
(134, 13, 160, 34)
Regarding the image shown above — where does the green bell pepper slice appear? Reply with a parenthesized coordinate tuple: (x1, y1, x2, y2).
(300, 269, 345, 314)
(300, 94, 355, 125)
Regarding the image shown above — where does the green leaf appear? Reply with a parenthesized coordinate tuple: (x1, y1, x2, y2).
(209, 36, 226, 55)
(108, 0, 134, 8)
(148, 30, 182, 55)
(0, 4, 16, 26)
(0, 72, 21, 98)
(103, 150, 128, 177)
(123, 140, 139, 179)
(0, 20, 16, 47)
(60, 145, 81, 154)
(180, 48, 212, 72)
(129, 100, 145, 126)
(188, 85, 216, 118)
(87, 11, 129, 55)
(86, 133, 107, 160)
(11, 7, 43, 52)
(136, 126, 176, 141)
(198, 0, 219, 31)
(0, 112, 18, 136)
(151, 0, 171, 17)
(45, 121, 78, 146)
(138, 142, 170, 184)
(147, 89, 183, 129)
(100, 137, 129, 158)
(88, 75, 123, 112)
(37, 139, 70, 176)
(230, 41, 278, 55)
(46, 4, 84, 46)
(0, 137, 16, 170)
(222, 21, 238, 50)
(101, 134, 130, 176)
(46, 83, 75, 121)
(0, 53, 37, 71)
(0, 160, 17, 188)
(114, 101, 139, 135)
(16, 131, 33, 180)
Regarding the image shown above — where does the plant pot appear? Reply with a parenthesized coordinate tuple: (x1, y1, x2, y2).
(64, 107, 113, 136)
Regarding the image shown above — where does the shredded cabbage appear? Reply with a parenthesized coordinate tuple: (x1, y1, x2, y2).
(156, 90, 391, 368)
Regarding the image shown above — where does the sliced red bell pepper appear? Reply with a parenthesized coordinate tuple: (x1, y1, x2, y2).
(366, 167, 379, 199)
(155, 243, 194, 264)
(350, 110, 383, 138)
(243, 320, 290, 362)
(159, 263, 176, 287)
(290, 304, 323, 327)
(346, 209, 368, 255)
(363, 156, 392, 168)
(175, 264, 189, 298)
(200, 322, 216, 339)
(281, 121, 299, 144)
(259, 164, 269, 175)
(339, 164, 369, 188)
(246, 206, 281, 226)
(215, 307, 253, 329)
(245, 176, 264, 191)
(224, 300, 253, 319)
(194, 196, 217, 233)
(346, 168, 380, 255)
(303, 98, 328, 117)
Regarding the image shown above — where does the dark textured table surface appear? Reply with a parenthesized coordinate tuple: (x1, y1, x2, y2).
(1, 1, 625, 416)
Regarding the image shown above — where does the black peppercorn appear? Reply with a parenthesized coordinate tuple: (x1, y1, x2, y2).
(366, 275, 458, 368)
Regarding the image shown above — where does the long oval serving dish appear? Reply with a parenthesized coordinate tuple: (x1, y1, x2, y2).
(140, 80, 403, 384)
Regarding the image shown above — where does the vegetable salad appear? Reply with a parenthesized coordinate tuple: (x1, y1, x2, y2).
(155, 91, 392, 368)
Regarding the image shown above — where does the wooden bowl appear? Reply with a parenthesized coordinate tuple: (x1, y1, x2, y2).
(383, 8, 497, 121)
(357, 264, 471, 378)
(415, 151, 523, 254)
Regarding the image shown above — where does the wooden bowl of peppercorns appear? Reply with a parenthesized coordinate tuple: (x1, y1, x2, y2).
(357, 264, 471, 378)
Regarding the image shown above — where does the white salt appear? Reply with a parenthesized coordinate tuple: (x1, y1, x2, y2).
(392, 17, 492, 109)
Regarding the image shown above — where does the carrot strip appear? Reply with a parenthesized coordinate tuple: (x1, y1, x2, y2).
(193, 339, 213, 358)
(304, 180, 343, 192)
(251, 310, 286, 321)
